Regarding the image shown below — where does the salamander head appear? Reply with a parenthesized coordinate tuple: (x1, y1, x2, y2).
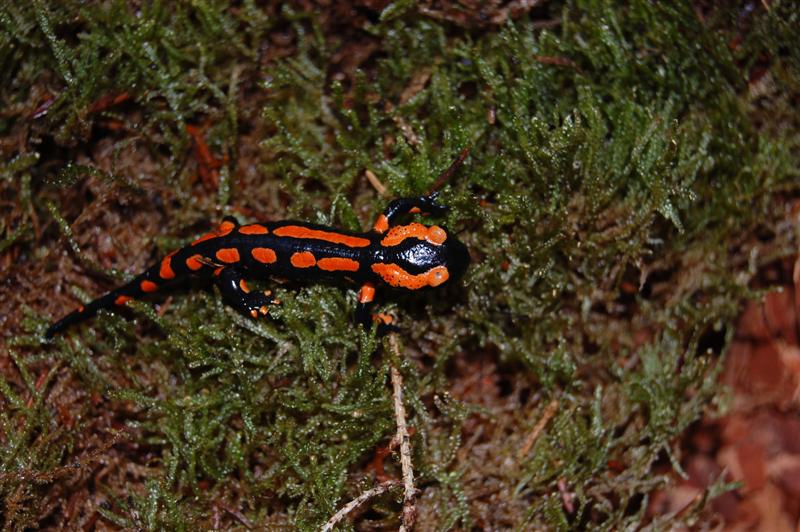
(371, 224, 470, 290)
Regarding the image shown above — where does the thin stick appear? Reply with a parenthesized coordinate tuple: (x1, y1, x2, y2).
(429, 146, 471, 194)
(517, 398, 560, 459)
(365, 169, 388, 197)
(223, 506, 254, 529)
(388, 333, 417, 531)
(321, 480, 400, 532)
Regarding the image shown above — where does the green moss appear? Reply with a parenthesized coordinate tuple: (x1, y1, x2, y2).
(1, 0, 798, 529)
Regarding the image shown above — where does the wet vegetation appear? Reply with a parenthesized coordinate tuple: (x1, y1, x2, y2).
(1, 0, 798, 529)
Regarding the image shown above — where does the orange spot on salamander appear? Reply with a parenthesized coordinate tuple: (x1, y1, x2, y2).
(239, 224, 269, 235)
(140, 280, 158, 293)
(251, 247, 277, 264)
(274, 225, 371, 247)
(381, 223, 447, 247)
(192, 220, 236, 245)
(358, 283, 375, 304)
(215, 248, 240, 263)
(290, 251, 317, 268)
(371, 263, 449, 289)
(186, 254, 205, 271)
(239, 279, 250, 293)
(218, 220, 236, 232)
(317, 257, 360, 272)
(373, 313, 393, 325)
(372, 214, 389, 234)
(427, 266, 449, 287)
(114, 295, 132, 305)
(426, 226, 447, 245)
(160, 253, 176, 279)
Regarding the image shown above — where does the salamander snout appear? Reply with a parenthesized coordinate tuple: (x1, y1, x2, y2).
(443, 234, 470, 284)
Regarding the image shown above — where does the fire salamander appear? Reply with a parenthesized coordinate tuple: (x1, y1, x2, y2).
(45, 193, 470, 338)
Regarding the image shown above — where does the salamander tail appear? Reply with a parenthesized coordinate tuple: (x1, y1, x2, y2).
(44, 267, 165, 339)
(45, 293, 110, 339)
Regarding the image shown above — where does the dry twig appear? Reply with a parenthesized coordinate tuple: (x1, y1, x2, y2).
(430, 146, 471, 193)
(388, 333, 418, 531)
(321, 480, 400, 532)
(223, 506, 254, 529)
(518, 397, 560, 459)
(320, 334, 418, 531)
(365, 169, 388, 197)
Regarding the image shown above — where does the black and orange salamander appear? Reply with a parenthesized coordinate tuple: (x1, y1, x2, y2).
(45, 193, 470, 338)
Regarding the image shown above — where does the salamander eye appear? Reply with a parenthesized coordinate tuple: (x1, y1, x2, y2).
(426, 225, 447, 245)
(427, 266, 450, 287)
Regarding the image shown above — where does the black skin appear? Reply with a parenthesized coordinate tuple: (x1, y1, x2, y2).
(381, 194, 448, 224)
(45, 194, 470, 338)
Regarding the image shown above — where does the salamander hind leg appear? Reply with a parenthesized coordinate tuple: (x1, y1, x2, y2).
(215, 267, 278, 319)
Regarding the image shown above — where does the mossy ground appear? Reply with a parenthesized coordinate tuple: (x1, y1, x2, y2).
(1, 1, 798, 530)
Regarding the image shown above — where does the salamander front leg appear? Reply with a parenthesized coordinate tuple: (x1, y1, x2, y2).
(372, 193, 448, 234)
(215, 267, 278, 319)
(355, 282, 398, 335)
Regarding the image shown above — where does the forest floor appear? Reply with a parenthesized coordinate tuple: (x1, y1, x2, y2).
(2, 1, 799, 530)
(650, 252, 800, 530)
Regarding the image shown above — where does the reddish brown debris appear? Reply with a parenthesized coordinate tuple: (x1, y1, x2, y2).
(88, 92, 131, 114)
(186, 123, 228, 191)
(648, 256, 800, 529)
